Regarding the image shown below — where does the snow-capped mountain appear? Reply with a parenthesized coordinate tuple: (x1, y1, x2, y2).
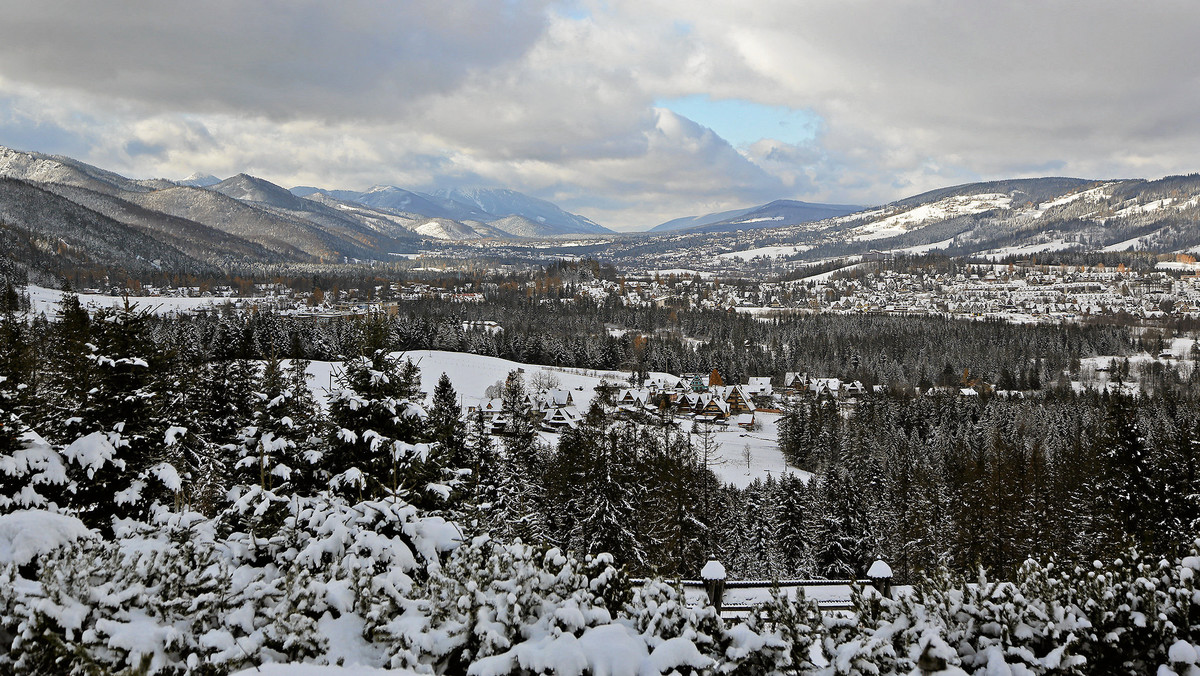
(176, 172, 220, 188)
(430, 187, 612, 236)
(6, 143, 1200, 280)
(288, 184, 613, 239)
(0, 146, 169, 195)
(0, 146, 425, 269)
(354, 185, 487, 222)
(693, 175, 1200, 264)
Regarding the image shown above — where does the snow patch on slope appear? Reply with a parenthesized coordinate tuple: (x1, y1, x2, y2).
(716, 245, 813, 261)
(850, 193, 1012, 241)
(979, 239, 1077, 260)
(1037, 184, 1115, 211)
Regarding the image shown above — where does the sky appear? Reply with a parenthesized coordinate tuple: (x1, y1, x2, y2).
(0, 1, 1198, 232)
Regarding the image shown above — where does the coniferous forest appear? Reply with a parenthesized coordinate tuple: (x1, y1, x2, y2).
(0, 273, 1198, 675)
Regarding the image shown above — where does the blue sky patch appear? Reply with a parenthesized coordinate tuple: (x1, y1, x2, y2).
(655, 95, 822, 148)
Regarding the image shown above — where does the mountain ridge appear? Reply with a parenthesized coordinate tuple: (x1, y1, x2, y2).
(287, 183, 612, 238)
(3, 144, 1200, 281)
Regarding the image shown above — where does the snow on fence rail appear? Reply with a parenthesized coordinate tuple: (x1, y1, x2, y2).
(631, 558, 896, 617)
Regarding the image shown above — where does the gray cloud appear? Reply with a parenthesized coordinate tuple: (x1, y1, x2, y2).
(0, 0, 1198, 230)
(0, 1, 549, 119)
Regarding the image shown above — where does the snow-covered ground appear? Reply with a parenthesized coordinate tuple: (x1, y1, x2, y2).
(978, 239, 1076, 260)
(1074, 342, 1197, 393)
(299, 350, 802, 488)
(716, 244, 813, 261)
(1036, 183, 1114, 212)
(792, 261, 865, 284)
(1157, 260, 1200, 272)
(1101, 235, 1148, 252)
(849, 193, 1011, 241)
(645, 268, 713, 278)
(731, 215, 784, 225)
(27, 285, 241, 316)
(300, 350, 630, 413)
(686, 413, 810, 489)
(886, 237, 955, 255)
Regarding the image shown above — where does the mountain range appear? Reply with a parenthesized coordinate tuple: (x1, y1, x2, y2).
(0, 145, 622, 279)
(291, 184, 611, 238)
(650, 200, 862, 233)
(671, 174, 1200, 265)
(2, 144, 1200, 282)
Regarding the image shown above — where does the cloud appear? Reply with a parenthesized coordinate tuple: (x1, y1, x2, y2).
(650, 0, 1200, 194)
(655, 96, 821, 148)
(0, 1, 549, 120)
(0, 0, 1199, 231)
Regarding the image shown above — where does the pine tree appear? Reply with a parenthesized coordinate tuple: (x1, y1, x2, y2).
(326, 350, 437, 504)
(33, 291, 91, 445)
(814, 465, 875, 579)
(62, 303, 181, 531)
(775, 473, 814, 577)
(427, 372, 468, 468)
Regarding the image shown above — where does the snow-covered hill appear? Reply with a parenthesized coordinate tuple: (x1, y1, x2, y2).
(696, 174, 1200, 265)
(657, 199, 861, 234)
(845, 193, 1012, 241)
(301, 349, 802, 488)
(176, 172, 220, 187)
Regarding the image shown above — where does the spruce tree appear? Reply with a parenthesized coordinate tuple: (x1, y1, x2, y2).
(326, 350, 436, 504)
(814, 465, 875, 579)
(34, 291, 91, 444)
(427, 372, 468, 468)
(559, 404, 646, 570)
(775, 473, 814, 577)
(62, 303, 182, 531)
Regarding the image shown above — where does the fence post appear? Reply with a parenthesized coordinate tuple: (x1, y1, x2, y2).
(867, 559, 893, 598)
(701, 559, 726, 614)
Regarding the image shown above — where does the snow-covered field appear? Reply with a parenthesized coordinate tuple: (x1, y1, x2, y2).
(1157, 260, 1200, 272)
(300, 350, 803, 488)
(1036, 183, 1114, 212)
(685, 413, 810, 489)
(716, 244, 813, 261)
(791, 261, 865, 284)
(1101, 235, 1148, 252)
(1073, 341, 1197, 393)
(28, 285, 241, 316)
(887, 237, 955, 255)
(645, 268, 713, 278)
